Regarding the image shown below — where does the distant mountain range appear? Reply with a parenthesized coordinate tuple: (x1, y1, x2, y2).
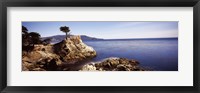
(42, 35, 104, 43)
(42, 35, 178, 44)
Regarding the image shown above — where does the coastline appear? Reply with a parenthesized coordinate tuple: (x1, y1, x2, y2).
(22, 35, 148, 71)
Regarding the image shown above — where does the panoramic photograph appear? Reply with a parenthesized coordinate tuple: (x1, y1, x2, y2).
(22, 21, 178, 71)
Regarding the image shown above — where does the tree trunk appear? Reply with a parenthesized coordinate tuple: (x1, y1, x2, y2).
(66, 32, 68, 39)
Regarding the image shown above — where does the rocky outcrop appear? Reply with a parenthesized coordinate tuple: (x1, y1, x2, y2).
(22, 50, 62, 71)
(53, 36, 96, 63)
(22, 35, 97, 71)
(80, 57, 146, 71)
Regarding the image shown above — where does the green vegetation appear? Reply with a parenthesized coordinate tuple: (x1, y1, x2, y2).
(60, 26, 70, 39)
(22, 26, 52, 51)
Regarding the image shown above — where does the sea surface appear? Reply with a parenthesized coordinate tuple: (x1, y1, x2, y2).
(83, 38, 178, 71)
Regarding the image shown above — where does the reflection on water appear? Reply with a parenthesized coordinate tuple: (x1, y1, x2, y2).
(83, 39, 178, 71)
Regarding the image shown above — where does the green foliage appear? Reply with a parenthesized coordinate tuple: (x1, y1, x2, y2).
(22, 26, 28, 34)
(60, 26, 70, 33)
(60, 26, 70, 38)
(29, 32, 42, 45)
(22, 26, 30, 46)
(22, 26, 43, 51)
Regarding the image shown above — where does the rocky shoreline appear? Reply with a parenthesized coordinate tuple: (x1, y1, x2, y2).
(80, 57, 146, 71)
(22, 35, 147, 71)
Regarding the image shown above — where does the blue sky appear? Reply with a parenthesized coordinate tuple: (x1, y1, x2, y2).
(22, 21, 178, 39)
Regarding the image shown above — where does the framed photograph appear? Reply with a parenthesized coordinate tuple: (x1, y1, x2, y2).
(0, 0, 199, 93)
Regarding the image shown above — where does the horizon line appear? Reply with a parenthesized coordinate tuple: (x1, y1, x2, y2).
(42, 34, 178, 40)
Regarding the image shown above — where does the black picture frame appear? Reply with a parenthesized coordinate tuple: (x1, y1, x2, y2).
(0, 0, 200, 93)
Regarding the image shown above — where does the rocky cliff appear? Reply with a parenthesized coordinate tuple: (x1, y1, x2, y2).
(22, 35, 96, 71)
(53, 36, 96, 63)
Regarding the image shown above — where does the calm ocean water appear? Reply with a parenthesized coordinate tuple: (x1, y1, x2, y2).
(83, 38, 178, 71)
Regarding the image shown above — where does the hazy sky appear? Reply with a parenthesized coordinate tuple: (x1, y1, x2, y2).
(22, 21, 178, 39)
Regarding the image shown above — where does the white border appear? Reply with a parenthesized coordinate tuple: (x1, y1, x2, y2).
(7, 7, 193, 86)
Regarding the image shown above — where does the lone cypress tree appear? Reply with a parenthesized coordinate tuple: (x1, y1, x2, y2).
(60, 26, 70, 39)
